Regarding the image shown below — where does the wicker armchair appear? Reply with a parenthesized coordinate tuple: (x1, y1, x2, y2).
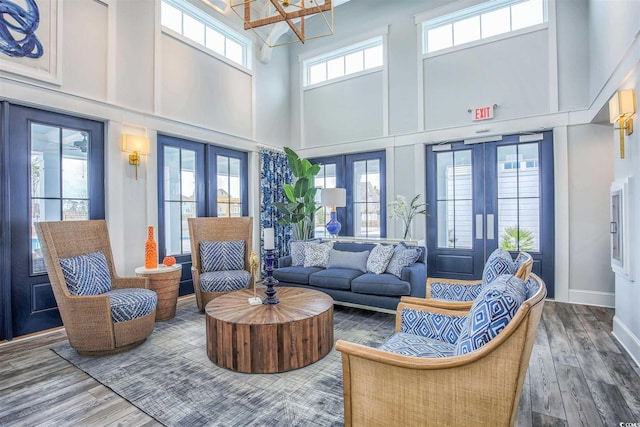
(35, 220, 156, 356)
(404, 250, 534, 311)
(188, 217, 253, 311)
(336, 273, 546, 427)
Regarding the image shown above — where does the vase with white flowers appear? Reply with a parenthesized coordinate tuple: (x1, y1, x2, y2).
(387, 194, 429, 240)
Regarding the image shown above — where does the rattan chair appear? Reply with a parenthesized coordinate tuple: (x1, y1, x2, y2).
(188, 216, 253, 311)
(35, 220, 156, 356)
(404, 251, 534, 311)
(336, 273, 546, 427)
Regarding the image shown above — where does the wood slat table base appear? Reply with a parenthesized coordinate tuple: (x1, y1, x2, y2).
(205, 287, 334, 373)
(135, 267, 182, 321)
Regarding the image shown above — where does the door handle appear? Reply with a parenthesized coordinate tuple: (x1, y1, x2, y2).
(487, 214, 495, 240)
(476, 214, 483, 239)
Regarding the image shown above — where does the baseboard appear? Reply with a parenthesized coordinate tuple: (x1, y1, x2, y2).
(612, 316, 640, 369)
(333, 300, 395, 315)
(568, 289, 615, 307)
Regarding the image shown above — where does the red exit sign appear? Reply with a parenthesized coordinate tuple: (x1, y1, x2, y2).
(473, 106, 494, 121)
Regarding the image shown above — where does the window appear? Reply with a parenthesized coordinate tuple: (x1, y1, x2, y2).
(423, 0, 547, 54)
(161, 0, 251, 69)
(304, 36, 383, 87)
(313, 157, 341, 238)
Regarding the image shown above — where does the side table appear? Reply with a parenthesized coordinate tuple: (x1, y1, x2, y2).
(135, 264, 182, 321)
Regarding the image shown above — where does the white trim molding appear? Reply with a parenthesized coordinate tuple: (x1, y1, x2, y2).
(568, 289, 615, 308)
(613, 316, 640, 370)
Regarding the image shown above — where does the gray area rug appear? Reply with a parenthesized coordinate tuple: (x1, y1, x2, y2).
(52, 298, 395, 427)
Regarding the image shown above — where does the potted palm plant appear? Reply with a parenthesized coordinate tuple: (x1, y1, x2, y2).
(273, 147, 321, 241)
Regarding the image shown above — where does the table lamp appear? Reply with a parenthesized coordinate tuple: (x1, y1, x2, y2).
(321, 188, 346, 237)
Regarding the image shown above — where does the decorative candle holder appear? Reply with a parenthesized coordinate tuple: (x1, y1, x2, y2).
(262, 249, 279, 304)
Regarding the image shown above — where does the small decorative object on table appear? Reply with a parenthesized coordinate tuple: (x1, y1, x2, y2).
(163, 256, 176, 266)
(145, 226, 158, 268)
(263, 228, 279, 304)
(387, 194, 429, 240)
(248, 251, 262, 305)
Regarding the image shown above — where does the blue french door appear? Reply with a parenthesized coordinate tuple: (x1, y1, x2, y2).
(426, 132, 555, 297)
(2, 103, 104, 339)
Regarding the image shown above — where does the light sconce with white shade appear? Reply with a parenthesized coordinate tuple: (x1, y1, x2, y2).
(121, 134, 150, 180)
(321, 188, 346, 237)
(609, 89, 636, 159)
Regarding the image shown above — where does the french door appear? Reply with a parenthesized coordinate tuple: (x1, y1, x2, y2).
(426, 132, 555, 297)
(2, 103, 104, 339)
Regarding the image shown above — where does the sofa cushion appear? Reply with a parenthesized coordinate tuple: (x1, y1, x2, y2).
(309, 268, 364, 290)
(455, 274, 526, 355)
(289, 239, 321, 266)
(59, 251, 112, 296)
(303, 242, 332, 268)
(106, 288, 157, 323)
(327, 249, 369, 273)
(385, 244, 421, 278)
(351, 273, 411, 296)
(481, 248, 515, 285)
(199, 270, 251, 293)
(366, 244, 395, 274)
(273, 266, 323, 285)
(400, 307, 467, 345)
(200, 240, 245, 272)
(379, 332, 455, 358)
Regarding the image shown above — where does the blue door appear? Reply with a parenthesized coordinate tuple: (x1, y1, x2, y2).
(426, 132, 555, 297)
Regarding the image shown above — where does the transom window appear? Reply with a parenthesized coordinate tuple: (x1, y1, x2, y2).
(304, 36, 383, 87)
(161, 0, 251, 68)
(423, 0, 547, 54)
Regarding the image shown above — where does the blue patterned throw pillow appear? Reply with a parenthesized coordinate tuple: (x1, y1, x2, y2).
(366, 244, 395, 274)
(385, 244, 421, 278)
(290, 239, 321, 266)
(59, 251, 112, 296)
(303, 242, 333, 268)
(481, 248, 515, 285)
(200, 240, 245, 272)
(454, 274, 526, 355)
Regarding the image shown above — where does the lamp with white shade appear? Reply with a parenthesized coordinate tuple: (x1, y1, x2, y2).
(321, 188, 346, 237)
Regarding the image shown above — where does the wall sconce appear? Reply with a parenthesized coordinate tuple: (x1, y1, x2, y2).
(609, 89, 636, 159)
(121, 134, 150, 180)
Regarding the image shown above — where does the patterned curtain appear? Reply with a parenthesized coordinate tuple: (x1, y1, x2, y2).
(260, 148, 293, 262)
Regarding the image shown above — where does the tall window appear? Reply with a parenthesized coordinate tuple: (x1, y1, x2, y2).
(313, 157, 341, 238)
(422, 0, 547, 54)
(436, 150, 473, 249)
(213, 149, 246, 218)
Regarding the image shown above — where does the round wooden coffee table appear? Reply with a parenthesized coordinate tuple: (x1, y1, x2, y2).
(205, 287, 334, 373)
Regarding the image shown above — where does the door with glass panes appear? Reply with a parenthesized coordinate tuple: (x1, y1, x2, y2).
(426, 132, 554, 297)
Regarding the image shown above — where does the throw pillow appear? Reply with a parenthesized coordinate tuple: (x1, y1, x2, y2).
(366, 244, 395, 274)
(200, 240, 245, 272)
(303, 242, 333, 268)
(481, 248, 515, 285)
(59, 251, 112, 296)
(290, 239, 321, 266)
(327, 249, 369, 273)
(385, 244, 421, 278)
(454, 274, 526, 355)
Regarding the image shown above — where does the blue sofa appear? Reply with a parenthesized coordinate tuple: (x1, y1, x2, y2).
(274, 241, 427, 311)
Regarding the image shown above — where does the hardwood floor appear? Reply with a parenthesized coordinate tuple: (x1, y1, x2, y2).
(0, 298, 638, 426)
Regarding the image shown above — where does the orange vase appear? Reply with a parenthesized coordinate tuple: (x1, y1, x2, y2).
(145, 226, 158, 269)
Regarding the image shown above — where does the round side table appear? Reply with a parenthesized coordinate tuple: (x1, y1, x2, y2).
(135, 264, 182, 321)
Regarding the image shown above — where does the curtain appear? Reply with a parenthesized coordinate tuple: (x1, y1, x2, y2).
(260, 148, 292, 263)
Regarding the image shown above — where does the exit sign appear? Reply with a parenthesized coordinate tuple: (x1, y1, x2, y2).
(473, 106, 494, 121)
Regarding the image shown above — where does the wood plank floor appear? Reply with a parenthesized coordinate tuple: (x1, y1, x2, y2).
(0, 298, 638, 426)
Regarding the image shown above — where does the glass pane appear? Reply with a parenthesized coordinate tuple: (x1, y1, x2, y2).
(181, 150, 196, 202)
(217, 202, 228, 217)
(229, 157, 242, 200)
(225, 38, 243, 65)
(497, 145, 518, 198)
(498, 198, 518, 250)
(428, 24, 452, 52)
(366, 202, 381, 237)
(481, 7, 510, 38)
(229, 203, 242, 217)
(511, 0, 544, 31)
(518, 143, 539, 198)
(183, 14, 205, 45)
(31, 124, 60, 199)
(32, 199, 61, 273)
(454, 16, 480, 45)
(437, 200, 453, 248)
(63, 199, 88, 221)
(454, 200, 473, 249)
(327, 56, 345, 80)
(353, 202, 365, 237)
(315, 206, 330, 237)
(62, 130, 88, 200)
(217, 155, 230, 217)
(164, 201, 183, 255)
(519, 198, 540, 251)
(436, 152, 453, 199)
(161, 1, 182, 33)
(309, 62, 326, 85)
(325, 163, 337, 185)
(345, 50, 363, 74)
(182, 202, 195, 253)
(353, 160, 366, 202)
(364, 44, 383, 69)
(164, 146, 182, 201)
(454, 150, 472, 200)
(206, 27, 225, 55)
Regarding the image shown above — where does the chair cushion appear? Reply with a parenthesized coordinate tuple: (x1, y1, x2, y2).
(309, 268, 364, 290)
(303, 242, 332, 268)
(385, 244, 421, 278)
(327, 249, 369, 273)
(400, 307, 467, 345)
(429, 280, 482, 302)
(59, 251, 112, 296)
(273, 266, 322, 285)
(351, 273, 411, 296)
(455, 274, 526, 355)
(366, 244, 395, 274)
(290, 239, 321, 266)
(106, 288, 157, 323)
(481, 248, 515, 285)
(199, 270, 251, 293)
(200, 240, 245, 272)
(524, 277, 541, 300)
(379, 332, 455, 358)
(513, 252, 528, 272)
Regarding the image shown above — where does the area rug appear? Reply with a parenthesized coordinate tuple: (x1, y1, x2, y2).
(51, 298, 395, 427)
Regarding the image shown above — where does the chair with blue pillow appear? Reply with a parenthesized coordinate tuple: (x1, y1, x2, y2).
(35, 220, 158, 356)
(336, 273, 546, 427)
(188, 216, 253, 311)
